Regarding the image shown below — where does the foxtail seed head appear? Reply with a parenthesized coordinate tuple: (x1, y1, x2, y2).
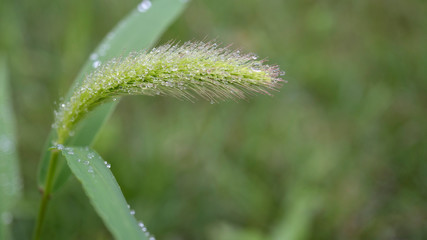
(54, 41, 284, 142)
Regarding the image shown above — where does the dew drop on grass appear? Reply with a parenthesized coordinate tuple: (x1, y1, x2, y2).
(93, 60, 101, 68)
(65, 147, 74, 155)
(104, 161, 111, 168)
(88, 166, 94, 173)
(88, 152, 95, 159)
(77, 159, 81, 163)
(84, 160, 89, 165)
(90, 53, 98, 61)
(137, 0, 152, 12)
(138, 222, 144, 228)
(130, 209, 135, 215)
(251, 67, 262, 72)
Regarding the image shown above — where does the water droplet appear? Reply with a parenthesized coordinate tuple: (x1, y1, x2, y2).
(210, 100, 215, 104)
(60, 103, 66, 108)
(84, 160, 90, 165)
(93, 60, 101, 68)
(88, 152, 95, 159)
(127, 204, 130, 209)
(104, 161, 111, 168)
(112, 98, 117, 101)
(137, 0, 152, 12)
(149, 237, 155, 240)
(251, 67, 262, 72)
(142, 227, 147, 232)
(88, 166, 94, 173)
(56, 144, 64, 150)
(77, 159, 81, 163)
(138, 222, 144, 228)
(90, 53, 98, 61)
(130, 209, 135, 215)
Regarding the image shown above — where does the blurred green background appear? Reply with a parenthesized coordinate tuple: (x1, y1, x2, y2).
(1, 0, 427, 239)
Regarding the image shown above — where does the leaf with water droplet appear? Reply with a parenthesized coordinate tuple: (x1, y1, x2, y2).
(62, 147, 149, 240)
(38, 0, 189, 192)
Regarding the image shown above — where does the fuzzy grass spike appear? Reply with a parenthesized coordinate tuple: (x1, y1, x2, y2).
(54, 41, 284, 143)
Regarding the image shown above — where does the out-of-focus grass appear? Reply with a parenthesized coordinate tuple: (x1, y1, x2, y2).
(1, 0, 426, 239)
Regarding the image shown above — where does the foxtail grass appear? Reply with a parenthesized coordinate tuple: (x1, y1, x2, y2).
(53, 41, 284, 143)
(34, 41, 284, 240)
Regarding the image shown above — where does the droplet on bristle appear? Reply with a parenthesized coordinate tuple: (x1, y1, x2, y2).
(93, 61, 101, 68)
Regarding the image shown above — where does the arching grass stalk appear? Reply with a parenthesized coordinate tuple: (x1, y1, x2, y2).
(34, 41, 284, 239)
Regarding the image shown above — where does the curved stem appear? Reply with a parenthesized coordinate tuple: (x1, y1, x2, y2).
(33, 149, 60, 240)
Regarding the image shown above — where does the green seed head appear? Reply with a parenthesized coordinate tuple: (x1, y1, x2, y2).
(54, 41, 285, 142)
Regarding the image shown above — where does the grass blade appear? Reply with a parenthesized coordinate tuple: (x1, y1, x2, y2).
(62, 147, 150, 240)
(38, 0, 189, 191)
(0, 56, 22, 239)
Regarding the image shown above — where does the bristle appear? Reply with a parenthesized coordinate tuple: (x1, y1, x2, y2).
(54, 41, 285, 141)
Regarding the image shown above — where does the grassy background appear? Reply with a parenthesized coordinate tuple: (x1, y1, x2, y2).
(1, 0, 427, 239)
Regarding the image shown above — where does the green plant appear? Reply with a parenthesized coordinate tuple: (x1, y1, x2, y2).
(21, 1, 284, 240)
(34, 43, 282, 240)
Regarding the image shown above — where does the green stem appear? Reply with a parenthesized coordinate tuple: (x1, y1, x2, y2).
(33, 149, 60, 240)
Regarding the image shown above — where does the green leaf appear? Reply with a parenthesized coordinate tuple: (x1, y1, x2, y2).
(0, 56, 22, 239)
(62, 147, 150, 240)
(38, 0, 189, 191)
